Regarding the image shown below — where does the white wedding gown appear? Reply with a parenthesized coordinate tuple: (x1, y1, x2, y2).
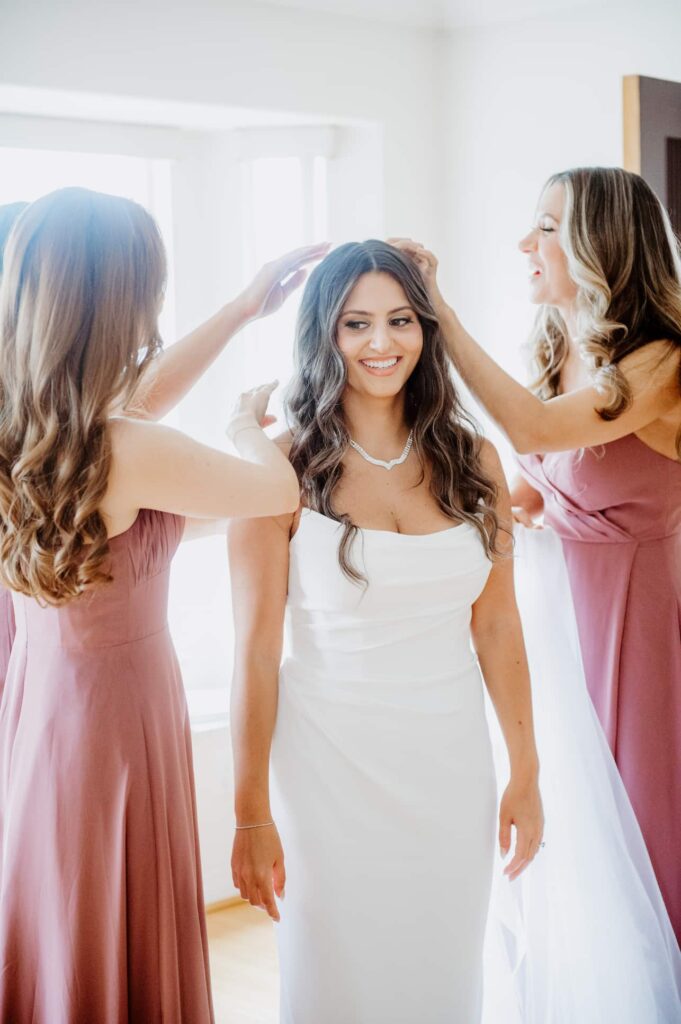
(271, 509, 497, 1023)
(271, 509, 681, 1023)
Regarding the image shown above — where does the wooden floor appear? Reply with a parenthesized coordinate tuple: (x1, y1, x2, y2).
(206, 903, 279, 1023)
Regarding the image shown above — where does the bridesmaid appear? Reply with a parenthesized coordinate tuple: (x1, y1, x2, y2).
(391, 166, 681, 943)
(0, 202, 28, 690)
(0, 186, 325, 1022)
(0, 198, 321, 690)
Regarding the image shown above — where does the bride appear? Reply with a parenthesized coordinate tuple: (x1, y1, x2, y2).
(228, 240, 543, 1023)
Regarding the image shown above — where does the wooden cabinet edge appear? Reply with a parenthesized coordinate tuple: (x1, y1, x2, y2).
(623, 75, 641, 174)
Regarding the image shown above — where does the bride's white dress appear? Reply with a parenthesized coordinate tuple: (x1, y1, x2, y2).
(270, 509, 681, 1023)
(271, 509, 497, 1023)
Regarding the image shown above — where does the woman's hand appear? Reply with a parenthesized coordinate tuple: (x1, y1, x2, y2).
(227, 382, 279, 441)
(512, 506, 542, 530)
(237, 243, 330, 323)
(499, 774, 544, 881)
(232, 823, 286, 922)
(387, 237, 446, 312)
(509, 476, 544, 530)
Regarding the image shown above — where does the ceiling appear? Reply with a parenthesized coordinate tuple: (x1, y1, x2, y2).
(260, 0, 605, 30)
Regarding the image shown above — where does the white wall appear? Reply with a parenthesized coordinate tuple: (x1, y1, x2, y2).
(0, 0, 445, 251)
(439, 0, 681, 461)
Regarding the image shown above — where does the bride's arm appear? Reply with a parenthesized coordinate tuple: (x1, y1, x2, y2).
(228, 510, 293, 921)
(124, 243, 329, 421)
(470, 441, 544, 880)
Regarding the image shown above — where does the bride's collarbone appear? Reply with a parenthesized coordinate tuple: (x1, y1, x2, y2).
(332, 474, 456, 536)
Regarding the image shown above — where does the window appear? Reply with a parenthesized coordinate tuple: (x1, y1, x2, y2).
(0, 146, 175, 342)
(167, 145, 330, 725)
(0, 126, 334, 727)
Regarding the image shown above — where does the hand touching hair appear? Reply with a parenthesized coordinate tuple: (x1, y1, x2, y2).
(286, 240, 505, 582)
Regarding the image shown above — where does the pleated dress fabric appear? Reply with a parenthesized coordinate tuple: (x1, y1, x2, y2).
(518, 434, 681, 945)
(0, 509, 214, 1024)
(271, 509, 498, 1024)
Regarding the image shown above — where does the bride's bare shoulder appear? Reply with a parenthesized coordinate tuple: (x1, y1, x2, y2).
(478, 437, 505, 481)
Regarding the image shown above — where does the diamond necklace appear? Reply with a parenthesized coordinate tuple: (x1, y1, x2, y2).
(348, 430, 414, 471)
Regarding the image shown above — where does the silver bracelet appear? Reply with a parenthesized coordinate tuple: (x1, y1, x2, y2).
(235, 820, 275, 831)
(226, 412, 261, 443)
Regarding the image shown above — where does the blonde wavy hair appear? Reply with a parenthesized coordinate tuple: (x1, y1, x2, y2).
(529, 167, 681, 452)
(0, 187, 166, 605)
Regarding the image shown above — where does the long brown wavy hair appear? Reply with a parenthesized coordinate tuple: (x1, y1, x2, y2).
(529, 167, 681, 454)
(0, 187, 166, 605)
(287, 240, 503, 583)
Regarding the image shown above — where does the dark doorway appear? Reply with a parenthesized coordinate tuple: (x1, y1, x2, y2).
(623, 75, 681, 236)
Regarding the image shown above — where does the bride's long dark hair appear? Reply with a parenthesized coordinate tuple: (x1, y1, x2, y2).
(286, 240, 504, 583)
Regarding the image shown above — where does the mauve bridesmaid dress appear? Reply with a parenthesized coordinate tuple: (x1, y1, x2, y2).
(518, 433, 681, 944)
(0, 508, 214, 1023)
(0, 588, 14, 691)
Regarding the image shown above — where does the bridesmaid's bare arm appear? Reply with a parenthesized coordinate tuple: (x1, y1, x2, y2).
(123, 300, 255, 421)
(438, 304, 681, 453)
(103, 393, 299, 534)
(470, 441, 543, 880)
(168, 430, 295, 542)
(123, 244, 329, 422)
(229, 511, 294, 921)
(389, 240, 681, 454)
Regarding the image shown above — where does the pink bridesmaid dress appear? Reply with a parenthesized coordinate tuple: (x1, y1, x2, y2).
(518, 434, 681, 945)
(0, 588, 15, 691)
(0, 509, 214, 1023)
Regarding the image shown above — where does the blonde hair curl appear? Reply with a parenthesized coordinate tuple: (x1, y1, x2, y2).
(529, 167, 681, 453)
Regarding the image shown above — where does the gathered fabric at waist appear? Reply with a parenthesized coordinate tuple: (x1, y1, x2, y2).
(547, 523, 681, 546)
(279, 651, 484, 714)
(12, 590, 171, 651)
(13, 618, 172, 653)
(284, 604, 477, 687)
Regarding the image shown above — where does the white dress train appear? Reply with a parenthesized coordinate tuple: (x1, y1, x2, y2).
(483, 527, 681, 1024)
(271, 509, 497, 1023)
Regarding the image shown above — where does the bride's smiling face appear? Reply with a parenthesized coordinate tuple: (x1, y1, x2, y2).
(335, 271, 424, 399)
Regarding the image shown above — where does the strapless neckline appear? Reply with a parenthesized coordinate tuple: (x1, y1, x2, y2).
(298, 507, 476, 541)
